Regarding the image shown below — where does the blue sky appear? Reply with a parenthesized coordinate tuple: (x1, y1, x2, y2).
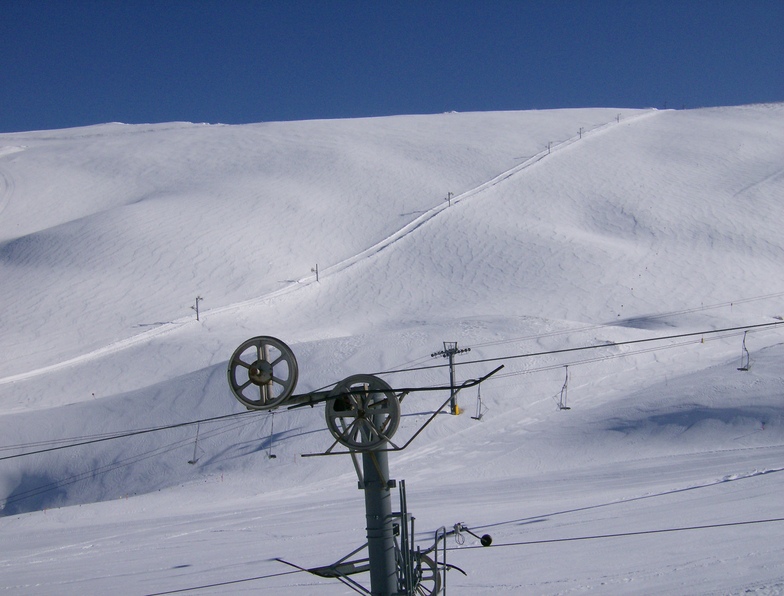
(1, 0, 782, 133)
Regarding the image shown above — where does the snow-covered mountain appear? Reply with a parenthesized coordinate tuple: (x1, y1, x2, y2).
(1, 104, 783, 594)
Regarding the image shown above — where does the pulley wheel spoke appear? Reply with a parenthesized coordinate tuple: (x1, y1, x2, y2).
(325, 374, 401, 450)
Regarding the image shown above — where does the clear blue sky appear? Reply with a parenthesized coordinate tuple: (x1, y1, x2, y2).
(1, 0, 782, 133)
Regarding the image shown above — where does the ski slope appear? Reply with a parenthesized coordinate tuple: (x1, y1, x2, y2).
(1, 104, 784, 594)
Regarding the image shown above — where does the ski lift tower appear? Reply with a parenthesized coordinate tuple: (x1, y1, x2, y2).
(432, 342, 471, 415)
(226, 336, 498, 595)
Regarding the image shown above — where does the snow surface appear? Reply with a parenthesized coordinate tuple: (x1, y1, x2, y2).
(1, 105, 784, 594)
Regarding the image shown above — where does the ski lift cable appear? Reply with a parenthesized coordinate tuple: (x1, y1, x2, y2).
(137, 515, 784, 595)
(454, 321, 783, 371)
(0, 410, 262, 462)
(145, 568, 306, 596)
(43, 464, 784, 593)
(1, 434, 199, 509)
(467, 291, 784, 351)
(10, 329, 774, 504)
(446, 516, 784, 551)
(0, 415, 262, 509)
(3, 322, 780, 461)
(375, 320, 784, 377)
(0, 413, 257, 453)
(121, 515, 784, 595)
(487, 331, 743, 381)
(463, 464, 784, 537)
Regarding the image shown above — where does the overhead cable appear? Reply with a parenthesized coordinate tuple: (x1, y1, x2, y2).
(145, 568, 305, 595)
(448, 517, 784, 551)
(377, 320, 784, 376)
(3, 321, 782, 461)
(0, 410, 258, 462)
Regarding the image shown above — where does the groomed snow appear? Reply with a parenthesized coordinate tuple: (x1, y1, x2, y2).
(1, 105, 784, 594)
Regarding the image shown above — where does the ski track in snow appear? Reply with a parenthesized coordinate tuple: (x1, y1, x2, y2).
(0, 148, 22, 219)
(0, 321, 189, 386)
(0, 110, 661, 386)
(732, 165, 784, 199)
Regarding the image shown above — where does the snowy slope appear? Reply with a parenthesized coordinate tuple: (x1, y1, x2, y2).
(1, 105, 784, 594)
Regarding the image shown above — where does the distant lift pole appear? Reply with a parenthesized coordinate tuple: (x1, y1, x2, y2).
(738, 330, 751, 371)
(191, 295, 204, 321)
(432, 342, 471, 415)
(558, 365, 571, 410)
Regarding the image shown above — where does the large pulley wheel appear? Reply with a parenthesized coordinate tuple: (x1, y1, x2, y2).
(227, 336, 298, 410)
(325, 374, 400, 450)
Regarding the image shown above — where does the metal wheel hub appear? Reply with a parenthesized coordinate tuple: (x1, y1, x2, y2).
(248, 359, 274, 385)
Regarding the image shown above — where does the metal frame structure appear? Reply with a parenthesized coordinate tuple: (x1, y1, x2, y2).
(431, 342, 472, 415)
(226, 336, 497, 595)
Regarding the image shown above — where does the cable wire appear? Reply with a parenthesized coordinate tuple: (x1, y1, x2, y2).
(489, 330, 742, 382)
(375, 320, 784, 376)
(448, 517, 784, 551)
(1, 415, 263, 510)
(141, 517, 784, 595)
(145, 568, 305, 595)
(468, 291, 784, 351)
(0, 410, 260, 462)
(2, 321, 781, 461)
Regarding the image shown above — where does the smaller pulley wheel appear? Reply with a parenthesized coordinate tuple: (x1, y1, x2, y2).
(227, 336, 298, 410)
(325, 374, 400, 450)
(414, 554, 441, 596)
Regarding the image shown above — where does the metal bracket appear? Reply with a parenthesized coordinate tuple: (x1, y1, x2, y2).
(301, 366, 503, 458)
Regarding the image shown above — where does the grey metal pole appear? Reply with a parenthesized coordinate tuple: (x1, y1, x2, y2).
(448, 351, 457, 415)
(362, 449, 397, 595)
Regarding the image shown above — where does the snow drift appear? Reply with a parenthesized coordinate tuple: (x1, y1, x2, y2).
(1, 104, 784, 594)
